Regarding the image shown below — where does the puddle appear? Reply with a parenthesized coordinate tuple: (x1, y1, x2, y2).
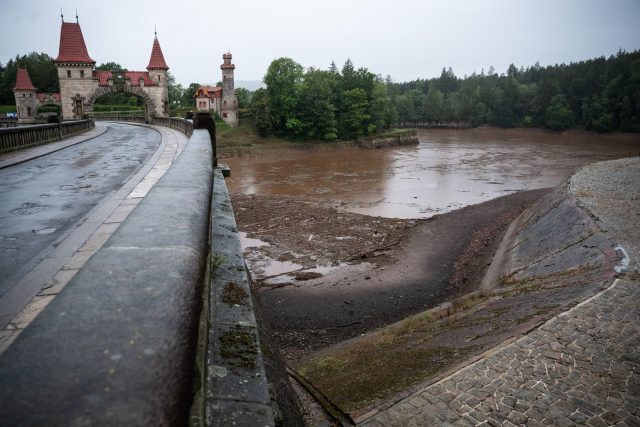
(260, 262, 352, 285)
(239, 231, 270, 248)
(245, 254, 304, 280)
(35, 228, 57, 235)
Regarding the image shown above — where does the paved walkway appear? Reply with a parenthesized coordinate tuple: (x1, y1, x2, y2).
(0, 125, 108, 169)
(0, 122, 188, 355)
(361, 157, 640, 427)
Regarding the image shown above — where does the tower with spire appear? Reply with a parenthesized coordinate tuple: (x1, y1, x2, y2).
(13, 68, 38, 123)
(54, 16, 96, 119)
(219, 53, 238, 126)
(145, 31, 170, 117)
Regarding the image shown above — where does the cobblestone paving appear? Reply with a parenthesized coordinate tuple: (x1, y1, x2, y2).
(361, 158, 640, 427)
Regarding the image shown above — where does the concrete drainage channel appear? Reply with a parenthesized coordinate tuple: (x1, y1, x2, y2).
(0, 120, 281, 426)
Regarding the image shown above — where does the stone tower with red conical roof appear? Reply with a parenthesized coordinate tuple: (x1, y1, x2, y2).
(13, 68, 38, 123)
(54, 20, 96, 119)
(145, 34, 170, 117)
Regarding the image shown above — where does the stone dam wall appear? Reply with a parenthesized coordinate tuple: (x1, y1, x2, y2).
(481, 177, 621, 294)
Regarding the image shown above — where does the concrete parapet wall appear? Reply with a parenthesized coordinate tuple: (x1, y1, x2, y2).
(200, 168, 282, 426)
(92, 115, 194, 137)
(0, 130, 214, 425)
(0, 119, 94, 153)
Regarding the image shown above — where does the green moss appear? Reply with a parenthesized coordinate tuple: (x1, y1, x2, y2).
(219, 325, 258, 369)
(221, 282, 249, 306)
(210, 254, 227, 272)
(298, 345, 476, 412)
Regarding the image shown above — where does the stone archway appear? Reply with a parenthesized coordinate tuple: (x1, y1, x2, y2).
(86, 85, 157, 122)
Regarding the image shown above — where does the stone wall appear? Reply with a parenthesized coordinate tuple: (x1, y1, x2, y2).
(57, 65, 97, 120)
(57, 66, 169, 120)
(146, 70, 169, 117)
(13, 91, 38, 124)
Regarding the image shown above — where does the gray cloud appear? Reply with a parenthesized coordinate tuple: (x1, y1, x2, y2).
(1, 0, 639, 86)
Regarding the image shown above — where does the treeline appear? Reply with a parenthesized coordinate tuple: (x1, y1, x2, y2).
(252, 58, 397, 140)
(389, 50, 640, 132)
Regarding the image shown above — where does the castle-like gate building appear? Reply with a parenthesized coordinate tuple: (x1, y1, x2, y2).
(14, 19, 169, 123)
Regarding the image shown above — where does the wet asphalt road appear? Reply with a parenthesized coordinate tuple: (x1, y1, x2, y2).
(0, 123, 161, 297)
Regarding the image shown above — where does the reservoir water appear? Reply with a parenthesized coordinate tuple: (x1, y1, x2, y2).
(226, 128, 640, 219)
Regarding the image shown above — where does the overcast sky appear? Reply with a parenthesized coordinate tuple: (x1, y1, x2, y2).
(1, 0, 639, 87)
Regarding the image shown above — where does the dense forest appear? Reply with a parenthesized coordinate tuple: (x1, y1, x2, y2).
(252, 50, 640, 137)
(389, 50, 640, 132)
(252, 58, 396, 140)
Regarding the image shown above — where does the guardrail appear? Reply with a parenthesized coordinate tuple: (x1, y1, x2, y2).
(92, 114, 194, 137)
(153, 116, 194, 137)
(0, 119, 95, 153)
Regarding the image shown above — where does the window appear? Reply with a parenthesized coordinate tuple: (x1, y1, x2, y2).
(67, 70, 71, 78)
(80, 70, 84, 78)
(223, 101, 227, 107)
(27, 107, 32, 116)
(158, 75, 161, 82)
(222, 113, 227, 118)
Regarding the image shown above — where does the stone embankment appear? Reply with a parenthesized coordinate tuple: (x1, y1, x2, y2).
(218, 129, 418, 158)
(360, 157, 640, 426)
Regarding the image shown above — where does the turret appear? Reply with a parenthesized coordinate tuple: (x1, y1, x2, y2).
(13, 68, 38, 123)
(54, 20, 95, 119)
(146, 34, 170, 117)
(220, 52, 238, 126)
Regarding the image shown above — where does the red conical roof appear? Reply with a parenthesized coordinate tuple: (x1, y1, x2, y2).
(54, 22, 95, 64)
(14, 68, 36, 91)
(147, 37, 169, 70)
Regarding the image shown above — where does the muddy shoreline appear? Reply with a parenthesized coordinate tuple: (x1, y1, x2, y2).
(232, 188, 550, 360)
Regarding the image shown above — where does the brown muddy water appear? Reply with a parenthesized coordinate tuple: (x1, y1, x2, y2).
(225, 128, 640, 219)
